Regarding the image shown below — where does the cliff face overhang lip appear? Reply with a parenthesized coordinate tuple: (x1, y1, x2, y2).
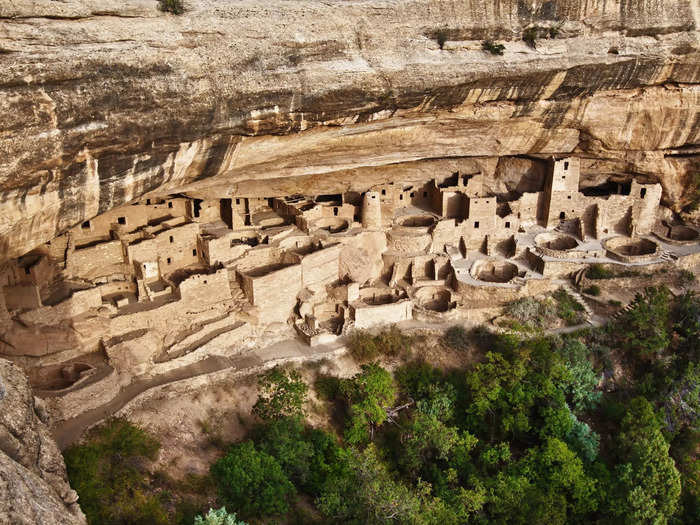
(0, 0, 698, 262)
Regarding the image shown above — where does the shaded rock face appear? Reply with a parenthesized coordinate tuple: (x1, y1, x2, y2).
(0, 359, 86, 525)
(0, 0, 698, 261)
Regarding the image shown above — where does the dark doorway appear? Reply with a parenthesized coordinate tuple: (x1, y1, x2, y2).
(193, 199, 203, 218)
(220, 199, 233, 229)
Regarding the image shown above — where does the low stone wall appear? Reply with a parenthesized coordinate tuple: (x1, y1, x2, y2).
(352, 299, 413, 329)
(19, 288, 102, 326)
(180, 269, 231, 305)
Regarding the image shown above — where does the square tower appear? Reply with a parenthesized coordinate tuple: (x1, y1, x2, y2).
(543, 157, 581, 227)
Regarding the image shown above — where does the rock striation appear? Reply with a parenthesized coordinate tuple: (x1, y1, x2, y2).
(0, 358, 86, 524)
(0, 0, 698, 261)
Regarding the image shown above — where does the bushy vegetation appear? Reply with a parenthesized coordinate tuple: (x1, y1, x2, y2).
(347, 326, 414, 363)
(504, 296, 557, 330)
(481, 40, 506, 55)
(193, 507, 247, 525)
(584, 284, 601, 296)
(553, 287, 586, 325)
(252, 366, 308, 421)
(158, 0, 185, 15)
(442, 324, 470, 351)
(64, 419, 167, 525)
(587, 264, 615, 279)
(68, 288, 700, 524)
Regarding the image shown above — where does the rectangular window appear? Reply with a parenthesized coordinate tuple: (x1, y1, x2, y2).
(81, 220, 90, 229)
(169, 236, 174, 243)
(564, 161, 569, 170)
(474, 221, 479, 228)
(168, 202, 173, 208)
(399, 195, 403, 200)
(146, 199, 151, 205)
(117, 216, 126, 225)
(167, 257, 171, 264)
(236, 198, 240, 205)
(192, 249, 197, 256)
(567, 196, 572, 199)
(381, 189, 386, 195)
(640, 188, 647, 199)
(505, 221, 510, 228)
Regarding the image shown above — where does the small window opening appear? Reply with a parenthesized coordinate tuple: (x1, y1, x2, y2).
(562, 176, 566, 180)
(117, 216, 126, 225)
(146, 199, 151, 205)
(505, 221, 510, 228)
(81, 220, 90, 229)
(24, 266, 31, 275)
(474, 221, 480, 228)
(169, 236, 174, 243)
(399, 194, 403, 200)
(567, 196, 572, 200)
(193, 199, 202, 218)
(423, 191, 427, 197)
(640, 188, 647, 199)
(236, 198, 240, 205)
(371, 195, 376, 199)
(559, 211, 566, 220)
(564, 161, 569, 170)
(381, 189, 386, 195)
(333, 207, 339, 216)
(143, 264, 147, 268)
(168, 202, 173, 208)
(167, 257, 172, 264)
(410, 192, 415, 198)
(192, 249, 197, 256)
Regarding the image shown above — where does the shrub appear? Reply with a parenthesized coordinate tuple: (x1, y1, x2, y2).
(553, 288, 586, 326)
(443, 325, 471, 351)
(587, 264, 614, 279)
(194, 507, 247, 525)
(679, 269, 696, 288)
(64, 418, 166, 525)
(505, 296, 557, 329)
(252, 366, 308, 421)
(583, 285, 601, 296)
(608, 299, 622, 307)
(158, 0, 185, 15)
(347, 326, 413, 363)
(482, 40, 505, 55)
(211, 441, 295, 518)
(522, 27, 539, 48)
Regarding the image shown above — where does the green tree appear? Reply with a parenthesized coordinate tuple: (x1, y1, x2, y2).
(610, 397, 681, 524)
(317, 444, 428, 524)
(252, 366, 308, 421)
(193, 507, 247, 525)
(558, 339, 601, 414)
(211, 441, 295, 518)
(616, 287, 671, 360)
(63, 418, 167, 525)
(341, 363, 397, 445)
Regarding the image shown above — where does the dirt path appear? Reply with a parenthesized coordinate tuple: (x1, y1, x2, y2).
(52, 315, 605, 450)
(52, 337, 348, 450)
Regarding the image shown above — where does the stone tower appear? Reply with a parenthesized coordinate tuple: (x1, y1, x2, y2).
(543, 157, 581, 228)
(361, 191, 382, 229)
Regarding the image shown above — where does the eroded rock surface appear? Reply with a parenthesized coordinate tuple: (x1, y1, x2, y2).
(0, 0, 698, 261)
(0, 358, 86, 525)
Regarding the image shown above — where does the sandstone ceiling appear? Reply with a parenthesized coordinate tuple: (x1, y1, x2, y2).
(0, 0, 698, 261)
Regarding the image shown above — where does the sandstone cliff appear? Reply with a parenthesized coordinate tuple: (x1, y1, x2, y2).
(0, 358, 86, 524)
(0, 0, 698, 261)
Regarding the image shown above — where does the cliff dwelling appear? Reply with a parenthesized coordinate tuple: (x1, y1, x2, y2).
(0, 156, 698, 421)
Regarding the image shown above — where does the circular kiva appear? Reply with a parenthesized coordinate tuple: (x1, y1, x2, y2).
(470, 259, 519, 283)
(414, 286, 452, 312)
